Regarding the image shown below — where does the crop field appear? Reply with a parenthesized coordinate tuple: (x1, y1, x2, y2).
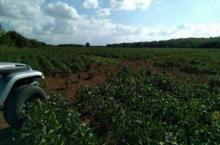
(1, 46, 220, 75)
(0, 45, 220, 145)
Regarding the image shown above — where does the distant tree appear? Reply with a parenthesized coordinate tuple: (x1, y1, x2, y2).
(0, 22, 5, 36)
(85, 42, 90, 47)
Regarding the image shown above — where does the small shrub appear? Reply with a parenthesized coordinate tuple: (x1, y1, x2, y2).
(13, 96, 98, 145)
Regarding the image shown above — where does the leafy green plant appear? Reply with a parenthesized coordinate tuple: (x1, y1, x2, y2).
(13, 96, 98, 145)
(76, 69, 220, 145)
(208, 75, 220, 92)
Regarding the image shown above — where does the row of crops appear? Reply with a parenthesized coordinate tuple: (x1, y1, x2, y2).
(1, 45, 220, 75)
(11, 68, 220, 145)
(0, 46, 100, 75)
(154, 49, 220, 75)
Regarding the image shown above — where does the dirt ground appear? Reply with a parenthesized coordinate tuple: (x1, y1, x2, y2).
(121, 59, 209, 84)
(44, 59, 209, 100)
(0, 112, 8, 129)
(0, 111, 12, 145)
(44, 63, 121, 100)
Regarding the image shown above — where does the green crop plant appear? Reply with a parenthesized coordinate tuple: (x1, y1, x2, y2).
(76, 69, 220, 145)
(13, 96, 98, 145)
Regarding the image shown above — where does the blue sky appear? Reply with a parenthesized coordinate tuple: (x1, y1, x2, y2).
(0, 0, 220, 45)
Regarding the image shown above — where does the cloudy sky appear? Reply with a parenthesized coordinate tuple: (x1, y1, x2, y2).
(0, 0, 220, 45)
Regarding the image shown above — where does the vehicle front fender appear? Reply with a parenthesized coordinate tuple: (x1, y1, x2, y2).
(0, 70, 44, 108)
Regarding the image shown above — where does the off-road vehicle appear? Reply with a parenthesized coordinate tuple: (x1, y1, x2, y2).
(0, 62, 46, 127)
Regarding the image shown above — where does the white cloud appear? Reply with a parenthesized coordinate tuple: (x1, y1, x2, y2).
(96, 8, 111, 17)
(169, 24, 220, 39)
(0, 0, 44, 19)
(46, 1, 80, 19)
(0, 0, 53, 40)
(51, 19, 77, 34)
(110, 0, 153, 11)
(1, 0, 220, 45)
(83, 0, 99, 9)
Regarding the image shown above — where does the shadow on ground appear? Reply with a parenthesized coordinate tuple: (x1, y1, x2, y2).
(0, 127, 13, 145)
(0, 112, 13, 145)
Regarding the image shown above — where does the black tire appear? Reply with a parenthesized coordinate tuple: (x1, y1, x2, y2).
(3, 85, 47, 127)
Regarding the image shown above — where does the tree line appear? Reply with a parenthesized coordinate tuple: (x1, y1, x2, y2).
(107, 37, 220, 48)
(0, 31, 46, 48)
(0, 23, 89, 48)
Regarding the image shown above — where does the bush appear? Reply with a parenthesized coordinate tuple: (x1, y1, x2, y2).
(13, 96, 98, 145)
(86, 42, 90, 48)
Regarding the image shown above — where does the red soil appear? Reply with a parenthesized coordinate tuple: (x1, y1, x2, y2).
(45, 64, 121, 100)
(0, 112, 9, 129)
(121, 59, 208, 83)
(44, 59, 209, 100)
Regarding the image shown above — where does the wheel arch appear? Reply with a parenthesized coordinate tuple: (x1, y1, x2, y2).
(3, 84, 47, 127)
(0, 70, 44, 108)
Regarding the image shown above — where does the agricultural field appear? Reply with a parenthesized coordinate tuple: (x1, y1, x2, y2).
(0, 45, 220, 145)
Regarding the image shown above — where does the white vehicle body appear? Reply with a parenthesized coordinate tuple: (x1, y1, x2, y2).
(0, 63, 44, 109)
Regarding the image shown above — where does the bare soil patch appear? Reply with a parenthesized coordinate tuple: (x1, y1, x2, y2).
(121, 59, 208, 84)
(0, 112, 9, 129)
(45, 59, 209, 100)
(44, 64, 121, 100)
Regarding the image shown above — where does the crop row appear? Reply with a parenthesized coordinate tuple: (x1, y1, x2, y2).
(12, 96, 97, 145)
(155, 51, 220, 75)
(0, 48, 96, 75)
(1, 46, 220, 75)
(76, 68, 220, 144)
